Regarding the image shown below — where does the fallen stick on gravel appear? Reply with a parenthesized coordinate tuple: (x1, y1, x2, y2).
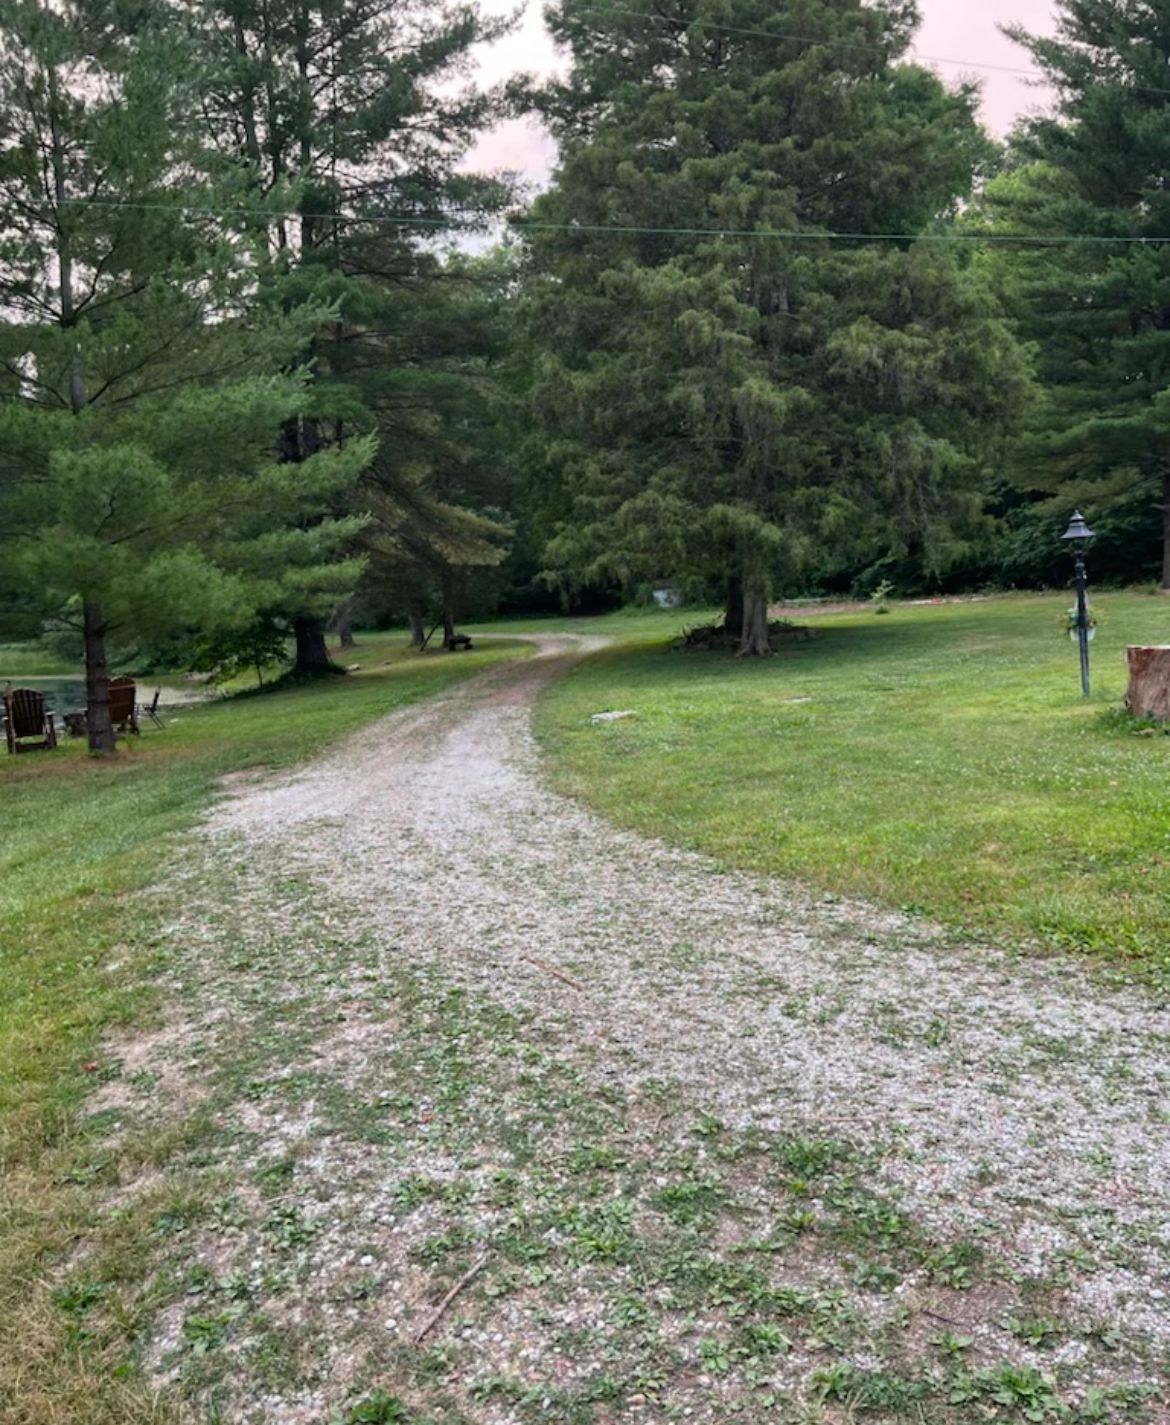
(413, 1254, 490, 1346)
(921, 1308, 965, 1327)
(524, 956, 587, 992)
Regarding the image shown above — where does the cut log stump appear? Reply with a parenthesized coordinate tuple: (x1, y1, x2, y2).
(1125, 646, 1170, 721)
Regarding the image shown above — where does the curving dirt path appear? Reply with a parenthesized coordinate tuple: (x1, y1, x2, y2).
(114, 636, 1169, 1421)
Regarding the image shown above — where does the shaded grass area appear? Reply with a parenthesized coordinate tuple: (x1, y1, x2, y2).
(533, 593, 1170, 973)
(0, 636, 526, 1424)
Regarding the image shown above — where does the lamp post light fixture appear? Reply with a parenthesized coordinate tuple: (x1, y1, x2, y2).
(1061, 510, 1096, 698)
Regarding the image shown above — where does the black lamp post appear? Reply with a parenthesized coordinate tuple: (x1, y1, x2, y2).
(1061, 510, 1095, 698)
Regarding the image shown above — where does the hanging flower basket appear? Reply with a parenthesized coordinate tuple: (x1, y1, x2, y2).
(1063, 606, 1100, 641)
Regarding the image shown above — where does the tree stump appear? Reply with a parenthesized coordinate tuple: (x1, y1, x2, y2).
(1125, 646, 1170, 720)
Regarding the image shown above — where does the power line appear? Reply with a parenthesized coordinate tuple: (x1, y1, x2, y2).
(58, 197, 1170, 245)
(567, 3, 1170, 100)
(572, 3, 1036, 78)
(59, 195, 495, 225)
(509, 220, 1169, 245)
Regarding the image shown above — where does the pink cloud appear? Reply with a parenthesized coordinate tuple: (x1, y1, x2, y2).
(917, 0, 1057, 134)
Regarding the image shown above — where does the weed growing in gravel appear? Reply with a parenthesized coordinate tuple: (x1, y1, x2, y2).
(77, 882, 1141, 1424)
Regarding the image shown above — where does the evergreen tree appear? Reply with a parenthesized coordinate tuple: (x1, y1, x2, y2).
(192, 0, 516, 670)
(990, 1, 1170, 590)
(0, 0, 371, 753)
(358, 250, 518, 645)
(521, 0, 1028, 651)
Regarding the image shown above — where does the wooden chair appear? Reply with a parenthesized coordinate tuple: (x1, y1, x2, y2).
(109, 677, 140, 735)
(3, 688, 58, 754)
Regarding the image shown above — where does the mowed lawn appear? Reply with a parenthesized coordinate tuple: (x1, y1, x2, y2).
(0, 642, 83, 676)
(0, 637, 525, 1421)
(533, 592, 1170, 973)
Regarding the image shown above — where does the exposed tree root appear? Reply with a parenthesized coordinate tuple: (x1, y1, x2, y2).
(673, 619, 814, 653)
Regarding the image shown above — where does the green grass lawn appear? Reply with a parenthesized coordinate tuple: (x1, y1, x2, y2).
(532, 592, 1170, 974)
(0, 640, 86, 677)
(476, 603, 723, 640)
(0, 635, 526, 1423)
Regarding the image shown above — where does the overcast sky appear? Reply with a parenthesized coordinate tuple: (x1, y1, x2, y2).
(464, 0, 1062, 194)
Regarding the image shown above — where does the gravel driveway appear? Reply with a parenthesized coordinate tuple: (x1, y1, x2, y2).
(112, 636, 1169, 1421)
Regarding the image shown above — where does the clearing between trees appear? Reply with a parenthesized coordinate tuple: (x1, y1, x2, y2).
(40, 634, 1169, 1425)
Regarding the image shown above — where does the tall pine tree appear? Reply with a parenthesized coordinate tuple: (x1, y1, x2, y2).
(993, 0, 1170, 589)
(356, 250, 518, 645)
(192, 0, 516, 669)
(0, 0, 371, 752)
(521, 0, 1028, 651)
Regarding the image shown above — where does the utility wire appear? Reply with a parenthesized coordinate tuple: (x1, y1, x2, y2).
(566, 2, 1170, 100)
(58, 196, 1170, 245)
(503, 220, 1170, 245)
(572, 3, 1037, 77)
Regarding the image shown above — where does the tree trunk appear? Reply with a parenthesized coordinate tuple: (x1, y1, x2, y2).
(1162, 469, 1170, 592)
(293, 616, 339, 675)
(329, 595, 357, 649)
(1126, 645, 1170, 720)
(84, 601, 116, 756)
(737, 552, 771, 657)
(738, 587, 771, 657)
(441, 572, 456, 648)
(409, 607, 426, 649)
(55, 68, 108, 748)
(724, 575, 744, 641)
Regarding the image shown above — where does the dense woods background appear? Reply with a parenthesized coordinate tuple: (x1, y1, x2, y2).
(4, 0, 1170, 717)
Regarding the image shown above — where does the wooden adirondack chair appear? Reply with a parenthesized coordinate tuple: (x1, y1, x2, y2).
(109, 677, 140, 735)
(3, 688, 58, 754)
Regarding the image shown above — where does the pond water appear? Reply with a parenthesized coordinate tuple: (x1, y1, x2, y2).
(0, 676, 213, 723)
(0, 677, 87, 716)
